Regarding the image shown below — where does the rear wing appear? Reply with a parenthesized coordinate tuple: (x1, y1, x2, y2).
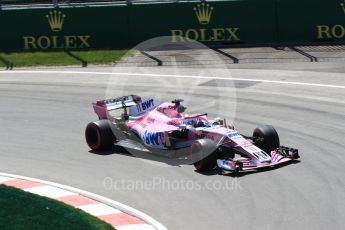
(93, 95, 142, 119)
(128, 98, 162, 116)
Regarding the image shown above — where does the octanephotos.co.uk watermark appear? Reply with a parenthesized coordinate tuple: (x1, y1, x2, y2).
(103, 176, 243, 192)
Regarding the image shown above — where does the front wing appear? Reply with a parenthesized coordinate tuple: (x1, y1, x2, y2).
(217, 146, 299, 172)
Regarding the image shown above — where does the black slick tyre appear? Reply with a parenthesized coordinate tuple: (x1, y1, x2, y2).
(85, 120, 116, 151)
(253, 125, 280, 155)
(191, 139, 218, 172)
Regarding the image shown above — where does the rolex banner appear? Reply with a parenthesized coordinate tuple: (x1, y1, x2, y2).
(277, 0, 345, 42)
(128, 0, 276, 46)
(0, 0, 345, 51)
(0, 4, 129, 51)
(0, 1, 276, 51)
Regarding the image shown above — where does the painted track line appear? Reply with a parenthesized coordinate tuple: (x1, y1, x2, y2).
(0, 172, 167, 230)
(1, 70, 345, 89)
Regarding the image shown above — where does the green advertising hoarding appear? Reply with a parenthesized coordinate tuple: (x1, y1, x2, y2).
(128, 0, 277, 46)
(0, 4, 129, 51)
(1, 0, 345, 51)
(277, 0, 345, 42)
(0, 0, 278, 51)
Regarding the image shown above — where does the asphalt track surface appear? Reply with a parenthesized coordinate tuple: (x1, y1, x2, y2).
(1, 63, 345, 230)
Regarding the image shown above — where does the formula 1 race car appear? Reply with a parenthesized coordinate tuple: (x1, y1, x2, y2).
(85, 95, 299, 173)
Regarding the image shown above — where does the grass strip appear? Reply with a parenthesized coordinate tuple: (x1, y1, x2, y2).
(0, 50, 130, 67)
(0, 185, 115, 230)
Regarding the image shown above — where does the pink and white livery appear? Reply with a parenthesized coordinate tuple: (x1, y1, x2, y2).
(85, 95, 299, 173)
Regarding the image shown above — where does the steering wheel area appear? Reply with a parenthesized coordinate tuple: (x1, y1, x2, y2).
(186, 116, 209, 128)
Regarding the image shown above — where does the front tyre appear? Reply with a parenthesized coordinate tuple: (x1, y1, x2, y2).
(191, 139, 218, 172)
(253, 125, 280, 155)
(85, 120, 116, 151)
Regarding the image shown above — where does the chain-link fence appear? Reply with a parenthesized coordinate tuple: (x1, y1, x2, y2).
(0, 0, 197, 6)
(0, 0, 124, 6)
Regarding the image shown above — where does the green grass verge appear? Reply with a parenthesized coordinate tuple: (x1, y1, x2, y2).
(0, 185, 115, 230)
(0, 50, 130, 67)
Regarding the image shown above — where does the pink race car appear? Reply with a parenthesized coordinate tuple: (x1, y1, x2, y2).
(85, 95, 299, 173)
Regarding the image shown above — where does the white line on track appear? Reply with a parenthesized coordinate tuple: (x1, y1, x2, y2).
(1, 70, 345, 89)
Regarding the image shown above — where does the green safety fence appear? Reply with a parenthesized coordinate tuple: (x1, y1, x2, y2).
(128, 0, 277, 46)
(277, 0, 345, 43)
(0, 4, 129, 51)
(0, 0, 345, 51)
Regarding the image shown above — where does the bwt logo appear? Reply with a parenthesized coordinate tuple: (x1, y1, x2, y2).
(228, 132, 240, 138)
(137, 99, 154, 112)
(143, 131, 163, 145)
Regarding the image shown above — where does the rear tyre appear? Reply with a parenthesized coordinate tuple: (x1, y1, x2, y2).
(191, 139, 218, 172)
(85, 120, 116, 151)
(253, 125, 280, 155)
